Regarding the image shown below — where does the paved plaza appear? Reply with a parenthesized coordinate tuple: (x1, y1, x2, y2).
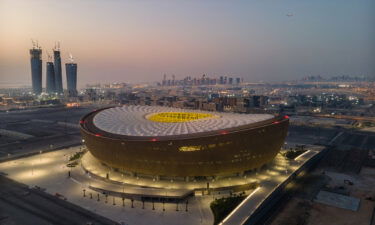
(0, 145, 324, 225)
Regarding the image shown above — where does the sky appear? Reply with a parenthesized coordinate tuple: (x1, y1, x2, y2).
(0, 0, 374, 88)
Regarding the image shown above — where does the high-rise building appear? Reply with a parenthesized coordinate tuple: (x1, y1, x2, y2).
(46, 61, 56, 93)
(172, 74, 175, 86)
(30, 47, 42, 95)
(53, 50, 63, 93)
(162, 74, 166, 86)
(65, 63, 77, 96)
(219, 76, 224, 84)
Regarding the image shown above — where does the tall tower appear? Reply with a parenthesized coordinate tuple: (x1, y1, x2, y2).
(46, 52, 56, 94)
(162, 74, 166, 86)
(30, 41, 42, 95)
(53, 42, 63, 94)
(65, 54, 77, 97)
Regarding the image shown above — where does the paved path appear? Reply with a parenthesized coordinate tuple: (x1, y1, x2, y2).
(0, 145, 324, 225)
(0, 175, 119, 225)
(220, 146, 324, 225)
(0, 148, 214, 225)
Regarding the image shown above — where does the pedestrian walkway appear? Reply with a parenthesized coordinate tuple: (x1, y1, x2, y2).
(220, 146, 325, 225)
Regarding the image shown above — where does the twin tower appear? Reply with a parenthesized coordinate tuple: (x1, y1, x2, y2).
(30, 44, 77, 96)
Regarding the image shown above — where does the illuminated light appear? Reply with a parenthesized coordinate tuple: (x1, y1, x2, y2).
(272, 121, 280, 124)
(147, 112, 215, 123)
(66, 102, 80, 107)
(13, 169, 49, 180)
(179, 145, 201, 152)
(294, 150, 311, 161)
(150, 138, 157, 142)
(219, 187, 261, 225)
(220, 130, 228, 135)
(284, 115, 289, 119)
(95, 133, 102, 137)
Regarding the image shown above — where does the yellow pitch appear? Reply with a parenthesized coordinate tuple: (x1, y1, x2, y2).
(147, 112, 214, 123)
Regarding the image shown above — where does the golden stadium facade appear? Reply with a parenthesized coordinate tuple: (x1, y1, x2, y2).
(80, 105, 289, 178)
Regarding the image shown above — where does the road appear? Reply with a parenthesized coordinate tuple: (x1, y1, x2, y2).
(0, 175, 119, 225)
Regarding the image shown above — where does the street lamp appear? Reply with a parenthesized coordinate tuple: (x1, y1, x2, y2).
(87, 174, 91, 187)
(39, 150, 42, 162)
(121, 174, 125, 193)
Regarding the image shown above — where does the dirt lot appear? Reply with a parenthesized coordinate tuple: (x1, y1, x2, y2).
(270, 167, 375, 225)
(269, 198, 312, 225)
(308, 199, 374, 225)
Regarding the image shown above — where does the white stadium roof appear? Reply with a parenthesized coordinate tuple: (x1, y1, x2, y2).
(93, 105, 274, 137)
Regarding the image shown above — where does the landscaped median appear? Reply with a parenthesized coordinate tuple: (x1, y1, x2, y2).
(210, 182, 259, 225)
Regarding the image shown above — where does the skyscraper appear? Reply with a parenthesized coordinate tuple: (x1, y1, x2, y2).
(65, 62, 77, 97)
(53, 49, 63, 93)
(30, 46, 42, 95)
(228, 77, 233, 85)
(46, 61, 56, 94)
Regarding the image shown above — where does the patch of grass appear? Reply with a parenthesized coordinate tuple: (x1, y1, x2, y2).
(210, 195, 246, 225)
(69, 151, 84, 161)
(282, 149, 307, 159)
(67, 161, 78, 167)
(66, 151, 84, 167)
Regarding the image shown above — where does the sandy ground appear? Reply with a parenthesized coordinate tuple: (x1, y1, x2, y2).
(270, 168, 375, 225)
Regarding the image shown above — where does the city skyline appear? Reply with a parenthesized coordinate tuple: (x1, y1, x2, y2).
(1, 0, 374, 88)
(1, 2, 375, 225)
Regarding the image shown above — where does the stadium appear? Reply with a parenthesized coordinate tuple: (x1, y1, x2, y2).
(80, 105, 289, 179)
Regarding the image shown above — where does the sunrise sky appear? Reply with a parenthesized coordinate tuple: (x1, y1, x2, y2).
(0, 0, 374, 87)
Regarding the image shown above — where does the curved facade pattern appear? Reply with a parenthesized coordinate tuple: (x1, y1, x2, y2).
(80, 106, 289, 177)
(93, 105, 274, 136)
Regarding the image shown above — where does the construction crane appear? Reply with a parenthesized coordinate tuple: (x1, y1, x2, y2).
(46, 51, 50, 61)
(46, 51, 52, 61)
(31, 39, 36, 48)
(54, 41, 61, 50)
(68, 53, 74, 62)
